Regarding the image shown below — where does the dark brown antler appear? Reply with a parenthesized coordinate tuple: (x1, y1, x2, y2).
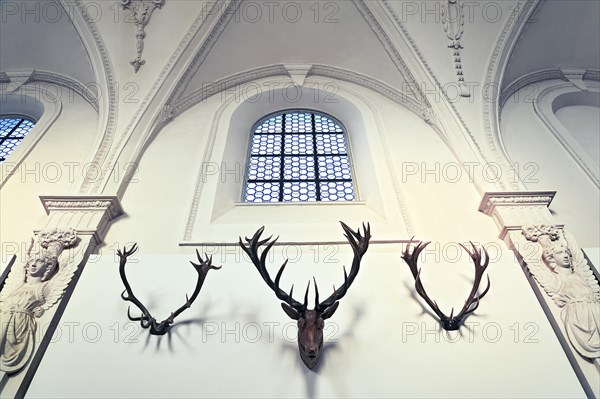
(315, 222, 371, 317)
(239, 227, 309, 319)
(117, 244, 221, 335)
(401, 238, 491, 330)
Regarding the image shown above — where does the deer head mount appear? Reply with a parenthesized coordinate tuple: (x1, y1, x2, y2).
(239, 222, 371, 369)
(117, 244, 221, 335)
(401, 238, 491, 331)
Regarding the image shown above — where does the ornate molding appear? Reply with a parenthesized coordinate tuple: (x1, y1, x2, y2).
(284, 64, 312, 87)
(39, 196, 124, 242)
(168, 0, 242, 103)
(479, 191, 556, 215)
(441, 0, 470, 97)
(479, 191, 557, 239)
(532, 80, 600, 188)
(65, 0, 119, 194)
(89, 1, 222, 194)
(379, 0, 502, 187)
(352, 0, 429, 108)
(121, 0, 165, 73)
(481, 0, 540, 192)
(500, 68, 566, 109)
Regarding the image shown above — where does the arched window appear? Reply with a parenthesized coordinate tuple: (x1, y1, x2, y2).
(0, 116, 36, 163)
(244, 110, 355, 202)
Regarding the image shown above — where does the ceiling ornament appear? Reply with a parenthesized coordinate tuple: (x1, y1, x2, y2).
(121, 0, 165, 73)
(442, 0, 470, 97)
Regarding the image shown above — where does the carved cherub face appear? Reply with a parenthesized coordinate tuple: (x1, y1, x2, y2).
(543, 244, 572, 271)
(27, 256, 58, 281)
(552, 246, 572, 269)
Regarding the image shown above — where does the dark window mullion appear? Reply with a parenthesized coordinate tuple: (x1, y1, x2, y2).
(0, 118, 24, 147)
(311, 113, 321, 201)
(279, 114, 286, 201)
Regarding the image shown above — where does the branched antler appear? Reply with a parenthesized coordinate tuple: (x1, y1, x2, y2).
(117, 244, 221, 335)
(401, 238, 491, 330)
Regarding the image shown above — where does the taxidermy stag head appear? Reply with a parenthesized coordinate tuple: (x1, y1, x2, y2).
(239, 222, 370, 369)
(401, 238, 490, 331)
(117, 244, 221, 335)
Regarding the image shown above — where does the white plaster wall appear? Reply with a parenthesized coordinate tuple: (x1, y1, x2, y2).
(27, 245, 585, 398)
(23, 85, 587, 398)
(500, 85, 600, 248)
(0, 87, 99, 264)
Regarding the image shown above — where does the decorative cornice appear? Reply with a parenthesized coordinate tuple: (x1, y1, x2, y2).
(379, 0, 498, 185)
(168, 0, 242, 103)
(352, 0, 429, 107)
(478, 191, 556, 216)
(172, 64, 430, 126)
(500, 68, 567, 109)
(90, 1, 225, 194)
(39, 196, 124, 220)
(121, 0, 165, 73)
(481, 0, 540, 192)
(67, 0, 119, 194)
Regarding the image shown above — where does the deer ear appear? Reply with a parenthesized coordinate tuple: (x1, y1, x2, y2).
(321, 301, 339, 320)
(281, 303, 302, 320)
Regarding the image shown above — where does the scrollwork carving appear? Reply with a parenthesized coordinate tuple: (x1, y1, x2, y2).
(121, 0, 165, 73)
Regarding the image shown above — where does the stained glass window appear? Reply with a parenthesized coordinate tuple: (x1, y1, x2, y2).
(0, 117, 35, 162)
(244, 111, 355, 202)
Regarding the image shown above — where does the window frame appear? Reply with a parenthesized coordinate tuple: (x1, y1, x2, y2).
(242, 108, 358, 203)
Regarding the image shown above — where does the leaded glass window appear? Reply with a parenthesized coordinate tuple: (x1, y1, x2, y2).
(244, 111, 355, 202)
(0, 117, 35, 162)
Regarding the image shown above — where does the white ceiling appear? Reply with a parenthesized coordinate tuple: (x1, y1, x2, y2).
(502, 0, 600, 88)
(181, 1, 409, 100)
(0, 0, 96, 89)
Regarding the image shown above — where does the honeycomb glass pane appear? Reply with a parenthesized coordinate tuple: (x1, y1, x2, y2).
(314, 114, 343, 133)
(245, 182, 281, 202)
(318, 156, 352, 180)
(319, 182, 355, 202)
(247, 156, 281, 180)
(255, 115, 283, 133)
(316, 134, 346, 154)
(282, 182, 318, 202)
(284, 134, 313, 155)
(284, 156, 315, 180)
(0, 139, 21, 160)
(0, 118, 20, 137)
(12, 119, 35, 137)
(285, 112, 312, 133)
(251, 134, 282, 155)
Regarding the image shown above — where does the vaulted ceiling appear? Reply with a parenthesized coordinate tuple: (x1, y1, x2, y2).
(502, 0, 600, 89)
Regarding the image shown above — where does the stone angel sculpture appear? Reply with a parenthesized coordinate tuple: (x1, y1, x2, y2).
(0, 229, 79, 375)
(522, 225, 600, 361)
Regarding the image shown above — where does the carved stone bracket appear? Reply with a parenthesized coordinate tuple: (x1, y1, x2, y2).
(441, 0, 470, 97)
(479, 191, 557, 239)
(121, 0, 165, 73)
(39, 195, 124, 244)
(0, 196, 124, 397)
(479, 192, 600, 397)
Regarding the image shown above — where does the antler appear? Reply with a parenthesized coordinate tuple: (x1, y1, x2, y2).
(239, 227, 309, 318)
(117, 244, 221, 335)
(315, 222, 371, 315)
(401, 239, 491, 330)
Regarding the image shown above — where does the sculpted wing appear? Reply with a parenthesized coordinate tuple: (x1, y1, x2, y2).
(567, 237, 600, 301)
(0, 254, 27, 302)
(526, 258, 564, 307)
(40, 251, 80, 311)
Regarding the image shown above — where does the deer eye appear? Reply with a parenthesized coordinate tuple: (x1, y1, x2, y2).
(317, 319, 324, 330)
(298, 319, 306, 329)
